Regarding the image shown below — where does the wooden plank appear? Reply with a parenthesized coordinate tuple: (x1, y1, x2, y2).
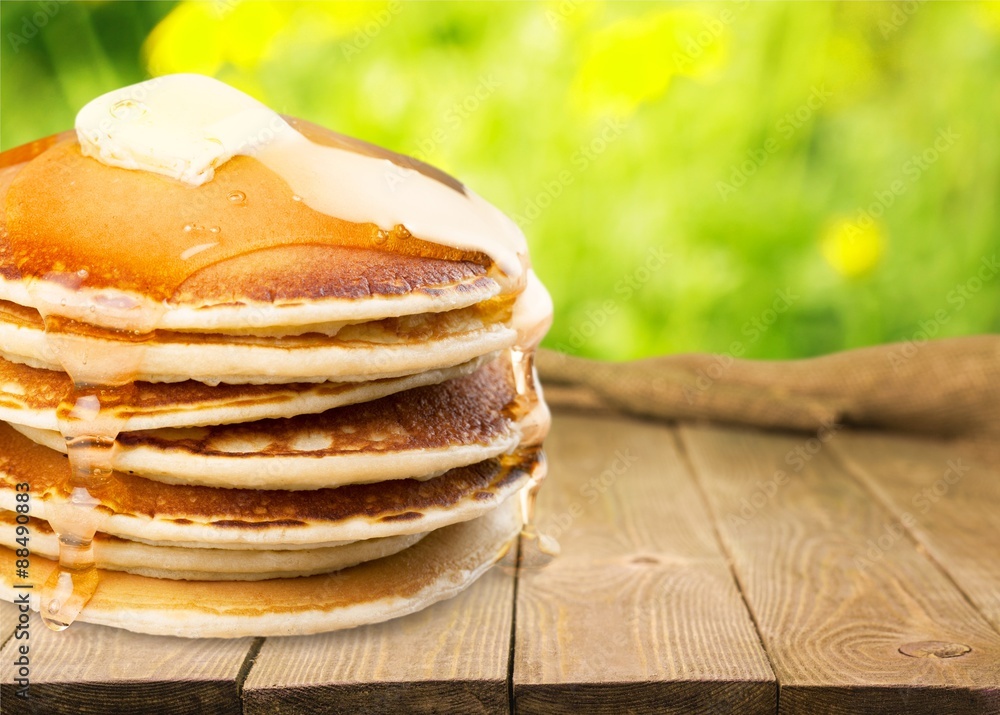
(0, 615, 257, 715)
(679, 424, 1000, 715)
(1, 600, 18, 646)
(513, 413, 776, 714)
(242, 564, 515, 714)
(831, 432, 1000, 632)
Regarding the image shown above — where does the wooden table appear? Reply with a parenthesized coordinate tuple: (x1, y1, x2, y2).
(2, 409, 999, 714)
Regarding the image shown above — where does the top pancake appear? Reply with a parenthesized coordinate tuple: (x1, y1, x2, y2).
(0, 118, 519, 332)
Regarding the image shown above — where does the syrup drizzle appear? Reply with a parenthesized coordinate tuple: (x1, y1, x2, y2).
(507, 271, 557, 570)
(40, 396, 115, 630)
(28, 281, 162, 630)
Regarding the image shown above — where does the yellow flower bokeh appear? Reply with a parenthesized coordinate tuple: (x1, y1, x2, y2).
(976, 0, 1000, 34)
(572, 7, 730, 117)
(142, 1, 378, 78)
(820, 217, 886, 278)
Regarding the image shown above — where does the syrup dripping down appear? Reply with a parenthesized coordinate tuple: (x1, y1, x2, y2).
(29, 297, 161, 630)
(40, 411, 114, 630)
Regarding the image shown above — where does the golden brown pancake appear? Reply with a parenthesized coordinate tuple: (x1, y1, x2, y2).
(0, 420, 534, 546)
(12, 358, 522, 488)
(0, 499, 521, 638)
(0, 297, 515, 384)
(0, 513, 425, 581)
(0, 352, 493, 431)
(0, 122, 517, 332)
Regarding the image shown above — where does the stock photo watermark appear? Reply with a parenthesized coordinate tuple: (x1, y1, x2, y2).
(540, 447, 640, 545)
(717, 84, 832, 201)
(879, 0, 926, 38)
(846, 127, 958, 236)
(10, 481, 33, 699)
(341, 1, 402, 62)
(726, 417, 843, 527)
(384, 73, 501, 191)
(6, 0, 68, 53)
(545, 0, 585, 29)
(855, 458, 969, 570)
(554, 246, 670, 353)
(886, 254, 998, 373)
(683, 287, 800, 402)
(512, 115, 627, 228)
(672, 0, 748, 73)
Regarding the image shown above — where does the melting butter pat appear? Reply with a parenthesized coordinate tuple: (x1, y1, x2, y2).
(75, 74, 526, 278)
(76, 74, 275, 186)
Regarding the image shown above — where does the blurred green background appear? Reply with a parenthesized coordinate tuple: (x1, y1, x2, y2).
(3, 1, 998, 360)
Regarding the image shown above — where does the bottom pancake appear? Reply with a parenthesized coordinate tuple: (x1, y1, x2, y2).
(0, 498, 520, 638)
(0, 512, 425, 580)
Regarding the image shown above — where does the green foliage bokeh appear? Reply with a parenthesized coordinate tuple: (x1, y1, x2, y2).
(3, 1, 998, 361)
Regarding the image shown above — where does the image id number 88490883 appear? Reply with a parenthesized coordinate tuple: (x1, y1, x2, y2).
(13, 481, 32, 698)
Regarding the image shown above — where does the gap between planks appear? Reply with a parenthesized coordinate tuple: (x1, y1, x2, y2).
(239, 555, 516, 714)
(507, 535, 523, 715)
(511, 413, 776, 714)
(677, 423, 1000, 715)
(0, 614, 257, 715)
(827, 433, 1000, 637)
(669, 428, 783, 715)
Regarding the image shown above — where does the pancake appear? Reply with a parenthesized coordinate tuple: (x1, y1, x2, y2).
(0, 298, 515, 384)
(9, 358, 522, 489)
(0, 512, 425, 581)
(0, 121, 520, 333)
(0, 420, 534, 546)
(0, 352, 494, 432)
(0, 498, 521, 638)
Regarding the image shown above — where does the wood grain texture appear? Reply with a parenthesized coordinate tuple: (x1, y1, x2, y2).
(0, 615, 256, 715)
(831, 432, 1000, 633)
(3, 416, 997, 714)
(679, 424, 1000, 715)
(242, 566, 515, 715)
(1, 600, 18, 646)
(513, 413, 775, 714)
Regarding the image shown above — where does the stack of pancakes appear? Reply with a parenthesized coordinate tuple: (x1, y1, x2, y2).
(0, 83, 550, 637)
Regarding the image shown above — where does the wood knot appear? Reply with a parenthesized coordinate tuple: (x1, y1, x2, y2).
(630, 556, 660, 566)
(899, 641, 971, 659)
